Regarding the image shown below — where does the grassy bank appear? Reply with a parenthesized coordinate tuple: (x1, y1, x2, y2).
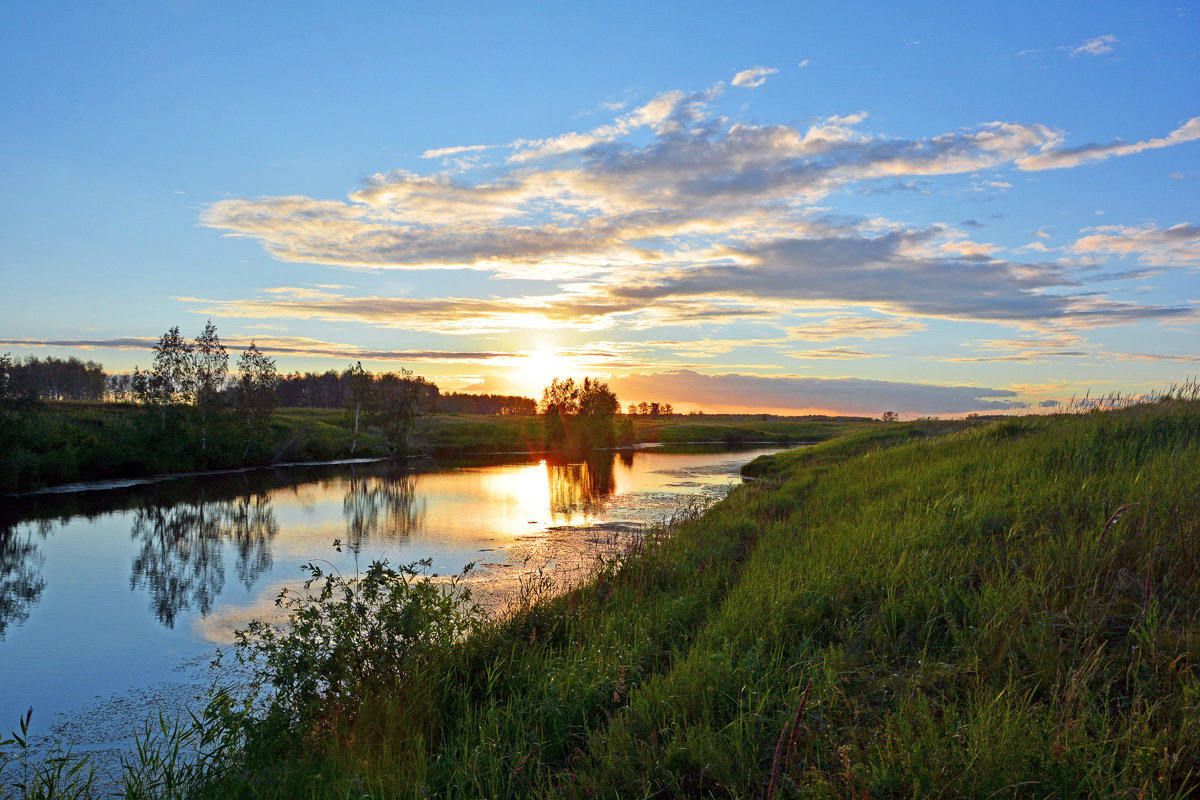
(27, 396, 1191, 798)
(0, 404, 867, 492)
(0, 403, 391, 492)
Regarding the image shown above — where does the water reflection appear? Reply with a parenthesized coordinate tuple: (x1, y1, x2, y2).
(129, 491, 280, 627)
(342, 468, 424, 550)
(547, 455, 615, 516)
(0, 525, 46, 639)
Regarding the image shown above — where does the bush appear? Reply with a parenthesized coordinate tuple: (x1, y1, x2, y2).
(233, 558, 485, 726)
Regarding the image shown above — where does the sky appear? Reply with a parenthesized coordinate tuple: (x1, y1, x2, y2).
(2, 1, 1198, 416)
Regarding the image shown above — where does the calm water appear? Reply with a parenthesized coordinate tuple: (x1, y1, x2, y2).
(0, 446, 781, 748)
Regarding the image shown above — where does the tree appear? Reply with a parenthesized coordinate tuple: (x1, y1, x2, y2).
(236, 341, 278, 459)
(540, 376, 619, 451)
(193, 320, 228, 456)
(344, 362, 374, 456)
(881, 410, 899, 422)
(374, 369, 421, 456)
(0, 353, 12, 400)
(140, 326, 195, 431)
(540, 377, 579, 446)
(577, 377, 619, 448)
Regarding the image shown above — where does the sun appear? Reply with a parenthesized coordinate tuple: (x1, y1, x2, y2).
(516, 348, 569, 398)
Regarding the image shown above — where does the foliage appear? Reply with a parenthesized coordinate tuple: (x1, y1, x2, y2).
(191, 320, 228, 456)
(136, 325, 195, 432)
(234, 341, 278, 459)
(373, 369, 421, 456)
(233, 558, 484, 726)
(540, 376, 620, 452)
(0, 709, 95, 800)
(343, 361, 374, 456)
(0, 354, 104, 402)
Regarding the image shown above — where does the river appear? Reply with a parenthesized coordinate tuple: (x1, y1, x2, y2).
(0, 445, 782, 761)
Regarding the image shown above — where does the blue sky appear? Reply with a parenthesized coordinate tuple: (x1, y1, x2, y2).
(2, 1, 1198, 415)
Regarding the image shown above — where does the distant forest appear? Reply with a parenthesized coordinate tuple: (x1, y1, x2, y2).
(1, 354, 537, 415)
(0, 355, 106, 401)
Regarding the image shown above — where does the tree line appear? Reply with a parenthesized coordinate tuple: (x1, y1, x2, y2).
(626, 401, 674, 416)
(0, 354, 106, 401)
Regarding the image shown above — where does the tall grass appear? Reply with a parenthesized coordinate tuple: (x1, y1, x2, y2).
(7, 392, 1200, 797)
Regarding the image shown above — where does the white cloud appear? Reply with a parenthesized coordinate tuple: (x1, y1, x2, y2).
(1070, 34, 1118, 57)
(797, 59, 811, 69)
(1018, 117, 1200, 171)
(421, 144, 494, 159)
(197, 78, 1200, 335)
(787, 315, 926, 341)
(731, 66, 778, 88)
(1071, 222, 1200, 266)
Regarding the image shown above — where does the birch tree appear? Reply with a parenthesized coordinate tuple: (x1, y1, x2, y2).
(193, 320, 228, 455)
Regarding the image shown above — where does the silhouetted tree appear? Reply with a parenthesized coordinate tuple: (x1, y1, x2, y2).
(138, 326, 195, 431)
(374, 369, 421, 456)
(344, 361, 374, 456)
(540, 376, 619, 451)
(193, 320, 228, 456)
(236, 341, 278, 459)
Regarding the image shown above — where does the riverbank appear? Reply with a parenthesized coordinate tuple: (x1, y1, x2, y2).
(0, 403, 868, 492)
(40, 396, 1190, 799)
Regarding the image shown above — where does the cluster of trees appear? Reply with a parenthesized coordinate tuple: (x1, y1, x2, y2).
(274, 369, 439, 412)
(275, 371, 534, 416)
(340, 362, 428, 457)
(540, 377, 623, 451)
(437, 392, 536, 416)
(131, 321, 279, 459)
(626, 401, 674, 416)
(0, 354, 106, 401)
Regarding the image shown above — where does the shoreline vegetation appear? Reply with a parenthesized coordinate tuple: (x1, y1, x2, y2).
(5, 389, 1200, 797)
(0, 402, 871, 495)
(2, 329, 872, 494)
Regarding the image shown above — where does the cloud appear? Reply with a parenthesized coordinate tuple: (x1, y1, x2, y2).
(1018, 117, 1200, 170)
(787, 315, 926, 341)
(1070, 34, 1117, 57)
(177, 288, 777, 334)
(941, 333, 1093, 363)
(196, 78, 1200, 334)
(797, 59, 811, 69)
(421, 144, 494, 159)
(0, 335, 514, 363)
(1071, 222, 1200, 266)
(607, 369, 1019, 415)
(788, 347, 878, 359)
(732, 66, 778, 88)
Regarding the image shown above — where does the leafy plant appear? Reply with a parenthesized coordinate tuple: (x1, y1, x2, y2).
(234, 557, 484, 726)
(0, 709, 95, 800)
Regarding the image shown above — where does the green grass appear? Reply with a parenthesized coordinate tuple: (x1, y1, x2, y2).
(66, 396, 1193, 799)
(8, 397, 1200, 797)
(632, 414, 870, 446)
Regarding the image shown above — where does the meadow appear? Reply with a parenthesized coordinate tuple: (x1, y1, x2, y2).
(5, 396, 1199, 798)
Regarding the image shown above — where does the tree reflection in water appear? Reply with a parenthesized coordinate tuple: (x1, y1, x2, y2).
(0, 523, 47, 639)
(342, 467, 424, 552)
(129, 489, 279, 628)
(547, 454, 615, 516)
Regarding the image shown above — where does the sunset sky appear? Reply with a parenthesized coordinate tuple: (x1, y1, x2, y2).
(2, 2, 1198, 415)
